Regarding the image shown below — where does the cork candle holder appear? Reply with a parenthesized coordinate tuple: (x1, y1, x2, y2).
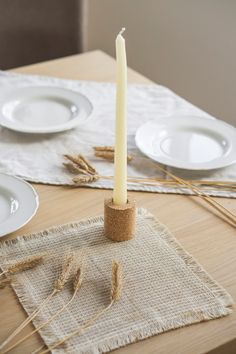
(104, 197, 136, 242)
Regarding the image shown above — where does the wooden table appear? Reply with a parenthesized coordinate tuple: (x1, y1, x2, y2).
(0, 50, 236, 354)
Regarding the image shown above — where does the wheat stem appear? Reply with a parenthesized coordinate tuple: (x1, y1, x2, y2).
(0, 255, 44, 278)
(99, 175, 236, 189)
(3, 290, 79, 353)
(0, 252, 75, 352)
(93, 146, 114, 152)
(79, 154, 97, 175)
(39, 301, 114, 354)
(38, 261, 122, 354)
(154, 164, 236, 227)
(31, 263, 84, 354)
(0, 289, 57, 352)
(73, 174, 99, 184)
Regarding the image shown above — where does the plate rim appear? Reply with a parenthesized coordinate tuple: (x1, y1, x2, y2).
(0, 173, 39, 237)
(0, 85, 93, 134)
(135, 115, 236, 170)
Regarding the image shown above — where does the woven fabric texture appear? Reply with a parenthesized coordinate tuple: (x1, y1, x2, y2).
(0, 209, 233, 354)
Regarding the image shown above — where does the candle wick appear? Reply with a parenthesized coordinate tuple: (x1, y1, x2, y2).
(119, 27, 126, 36)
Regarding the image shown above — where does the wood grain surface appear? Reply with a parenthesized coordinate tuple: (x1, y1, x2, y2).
(0, 50, 235, 354)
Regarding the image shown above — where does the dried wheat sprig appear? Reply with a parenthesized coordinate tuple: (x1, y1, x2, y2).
(94, 150, 133, 162)
(93, 173, 236, 189)
(163, 179, 236, 187)
(98, 175, 236, 189)
(0, 251, 75, 352)
(64, 152, 236, 194)
(38, 261, 122, 354)
(94, 150, 115, 160)
(76, 156, 91, 173)
(73, 174, 99, 184)
(64, 154, 98, 175)
(63, 162, 89, 175)
(123, 178, 236, 192)
(0, 290, 56, 352)
(0, 255, 44, 278)
(79, 154, 98, 175)
(93, 146, 114, 152)
(123, 177, 236, 188)
(111, 260, 122, 301)
(73, 267, 83, 292)
(70, 173, 236, 191)
(64, 154, 85, 169)
(73, 247, 86, 291)
(0, 277, 12, 289)
(54, 251, 76, 291)
(39, 302, 114, 354)
(3, 262, 85, 354)
(64, 154, 90, 174)
(93, 146, 133, 161)
(154, 164, 236, 227)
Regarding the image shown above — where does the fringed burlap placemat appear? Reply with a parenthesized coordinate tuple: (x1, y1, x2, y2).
(0, 209, 233, 354)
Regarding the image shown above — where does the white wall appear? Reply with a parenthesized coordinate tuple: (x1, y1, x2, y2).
(83, 0, 236, 126)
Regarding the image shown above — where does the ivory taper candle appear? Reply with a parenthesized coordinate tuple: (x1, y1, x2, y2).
(113, 28, 127, 205)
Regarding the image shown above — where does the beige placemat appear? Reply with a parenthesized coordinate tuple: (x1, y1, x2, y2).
(0, 209, 233, 354)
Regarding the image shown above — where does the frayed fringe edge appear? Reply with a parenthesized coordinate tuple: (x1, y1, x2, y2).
(50, 306, 232, 354)
(138, 208, 234, 308)
(0, 214, 104, 248)
(11, 277, 233, 354)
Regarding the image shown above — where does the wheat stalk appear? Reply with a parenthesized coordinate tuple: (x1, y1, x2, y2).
(64, 154, 98, 175)
(3, 260, 84, 353)
(73, 174, 99, 184)
(64, 153, 98, 177)
(94, 150, 133, 162)
(0, 255, 44, 278)
(54, 252, 76, 291)
(63, 162, 89, 175)
(73, 267, 83, 292)
(0, 289, 56, 352)
(97, 175, 236, 189)
(0, 251, 75, 353)
(32, 259, 86, 354)
(64, 154, 87, 170)
(38, 260, 122, 354)
(64, 151, 236, 193)
(79, 154, 97, 175)
(152, 164, 236, 227)
(111, 260, 122, 301)
(93, 146, 133, 161)
(94, 150, 115, 160)
(93, 146, 114, 152)
(64, 165, 236, 191)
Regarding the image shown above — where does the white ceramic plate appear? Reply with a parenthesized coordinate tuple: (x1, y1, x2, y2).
(0, 86, 93, 133)
(135, 115, 236, 170)
(0, 174, 39, 237)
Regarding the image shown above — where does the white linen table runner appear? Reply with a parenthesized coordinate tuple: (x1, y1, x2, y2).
(0, 71, 235, 197)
